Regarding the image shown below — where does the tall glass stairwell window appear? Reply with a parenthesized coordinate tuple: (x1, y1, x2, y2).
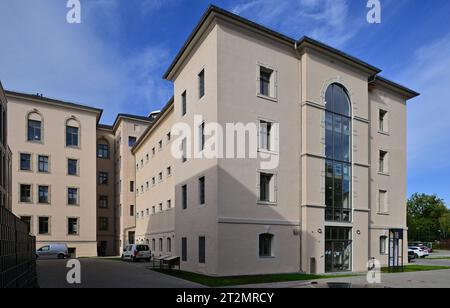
(325, 83, 352, 222)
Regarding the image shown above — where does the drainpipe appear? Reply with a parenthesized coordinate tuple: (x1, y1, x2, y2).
(295, 40, 303, 273)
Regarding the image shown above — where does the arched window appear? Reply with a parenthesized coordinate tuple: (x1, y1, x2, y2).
(152, 239, 156, 252)
(159, 238, 163, 252)
(167, 238, 172, 252)
(325, 83, 351, 222)
(27, 112, 43, 142)
(259, 233, 274, 257)
(66, 118, 80, 147)
(97, 139, 110, 159)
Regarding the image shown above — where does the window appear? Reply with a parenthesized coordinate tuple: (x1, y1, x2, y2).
(159, 238, 163, 251)
(158, 140, 163, 150)
(20, 153, 31, 171)
(379, 151, 388, 174)
(158, 172, 163, 182)
(67, 188, 78, 205)
(159, 203, 163, 211)
(38, 186, 49, 204)
(380, 236, 388, 255)
(146, 153, 149, 162)
(182, 185, 187, 210)
(167, 238, 172, 252)
(379, 109, 388, 132)
(259, 120, 277, 152)
(98, 217, 108, 231)
(98, 172, 108, 185)
(199, 177, 205, 205)
(181, 138, 187, 163)
(68, 159, 78, 176)
(379, 190, 388, 213)
(259, 233, 274, 257)
(21, 216, 32, 234)
(66, 126, 79, 147)
(167, 132, 171, 143)
(128, 137, 137, 147)
(325, 227, 352, 272)
(97, 142, 109, 158)
(146, 208, 149, 216)
(152, 239, 156, 251)
(141, 185, 144, 193)
(198, 69, 205, 99)
(140, 159, 144, 168)
(146, 181, 149, 190)
(99, 196, 108, 209)
(38, 155, 49, 173)
(28, 119, 42, 142)
(199, 122, 205, 151)
(167, 200, 172, 209)
(181, 91, 187, 116)
(152, 177, 156, 186)
(259, 66, 276, 98)
(130, 205, 134, 216)
(199, 236, 206, 264)
(130, 181, 134, 192)
(325, 83, 352, 223)
(167, 166, 172, 176)
(39, 217, 49, 235)
(152, 147, 156, 156)
(152, 206, 156, 214)
(20, 184, 32, 203)
(181, 237, 187, 262)
(68, 218, 79, 235)
(259, 173, 276, 203)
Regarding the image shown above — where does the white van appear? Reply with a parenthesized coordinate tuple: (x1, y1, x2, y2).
(121, 244, 151, 262)
(36, 244, 69, 259)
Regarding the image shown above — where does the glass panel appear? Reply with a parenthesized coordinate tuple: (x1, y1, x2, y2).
(342, 117, 351, 162)
(325, 113, 333, 158)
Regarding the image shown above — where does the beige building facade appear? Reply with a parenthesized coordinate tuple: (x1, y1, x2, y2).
(133, 6, 418, 276)
(0, 82, 12, 211)
(6, 92, 102, 257)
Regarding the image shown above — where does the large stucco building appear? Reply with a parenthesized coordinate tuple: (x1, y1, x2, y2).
(4, 6, 418, 274)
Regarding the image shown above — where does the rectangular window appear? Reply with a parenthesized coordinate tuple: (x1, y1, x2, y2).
(199, 177, 205, 205)
(130, 205, 134, 216)
(380, 236, 387, 255)
(259, 173, 275, 203)
(167, 166, 172, 176)
(97, 143, 109, 158)
(98, 217, 108, 231)
(379, 151, 388, 174)
(99, 195, 108, 209)
(68, 218, 79, 235)
(67, 188, 78, 205)
(20, 153, 31, 171)
(28, 120, 41, 142)
(130, 181, 134, 192)
(259, 66, 275, 97)
(68, 159, 78, 176)
(199, 122, 205, 151)
(167, 238, 172, 252)
(379, 110, 388, 132)
(38, 155, 49, 173)
(167, 199, 172, 209)
(38, 186, 49, 204)
(259, 121, 275, 151)
(98, 172, 108, 185)
(379, 190, 388, 213)
(259, 233, 274, 257)
(66, 126, 79, 147)
(39, 217, 49, 235)
(158, 140, 163, 150)
(151, 206, 155, 214)
(181, 138, 187, 163)
(21, 216, 32, 234)
(159, 203, 163, 211)
(181, 91, 187, 116)
(182, 185, 187, 210)
(158, 172, 163, 182)
(152, 177, 156, 186)
(198, 69, 205, 99)
(199, 236, 206, 264)
(128, 136, 137, 148)
(167, 132, 171, 143)
(20, 184, 32, 203)
(182, 237, 187, 262)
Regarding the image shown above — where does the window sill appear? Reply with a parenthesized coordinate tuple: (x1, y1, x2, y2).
(258, 149, 279, 156)
(257, 201, 277, 207)
(378, 130, 390, 136)
(257, 94, 278, 103)
(377, 212, 390, 216)
(378, 172, 390, 177)
(259, 256, 275, 260)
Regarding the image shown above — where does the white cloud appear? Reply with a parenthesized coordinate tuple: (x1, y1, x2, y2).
(0, 0, 172, 124)
(230, 0, 362, 48)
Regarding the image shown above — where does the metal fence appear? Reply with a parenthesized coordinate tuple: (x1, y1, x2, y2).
(0, 206, 37, 288)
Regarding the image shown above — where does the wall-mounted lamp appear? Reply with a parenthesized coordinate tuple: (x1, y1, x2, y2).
(317, 229, 323, 234)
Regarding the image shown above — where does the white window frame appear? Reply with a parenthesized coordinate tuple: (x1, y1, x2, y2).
(257, 63, 278, 101)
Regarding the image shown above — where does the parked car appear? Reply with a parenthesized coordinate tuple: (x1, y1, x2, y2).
(418, 244, 433, 253)
(408, 249, 416, 262)
(36, 244, 68, 259)
(121, 244, 151, 262)
(409, 246, 429, 259)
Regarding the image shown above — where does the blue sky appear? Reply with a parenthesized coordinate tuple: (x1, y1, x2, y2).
(0, 0, 449, 204)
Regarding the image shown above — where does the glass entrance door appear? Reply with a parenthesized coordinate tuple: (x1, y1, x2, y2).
(325, 227, 352, 273)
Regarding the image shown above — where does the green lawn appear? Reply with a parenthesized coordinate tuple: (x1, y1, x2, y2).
(382, 265, 450, 273)
(428, 257, 450, 260)
(153, 269, 356, 287)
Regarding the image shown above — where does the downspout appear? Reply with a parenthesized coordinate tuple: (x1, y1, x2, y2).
(295, 40, 302, 273)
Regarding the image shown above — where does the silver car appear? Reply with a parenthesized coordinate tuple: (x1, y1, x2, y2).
(36, 244, 68, 259)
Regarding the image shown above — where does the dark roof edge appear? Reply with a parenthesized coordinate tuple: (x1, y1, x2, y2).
(369, 75, 420, 100)
(296, 36, 381, 75)
(132, 97, 175, 153)
(163, 5, 295, 80)
(97, 124, 113, 131)
(111, 113, 155, 132)
(5, 90, 103, 123)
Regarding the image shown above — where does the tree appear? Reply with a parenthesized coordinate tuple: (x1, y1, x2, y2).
(407, 193, 449, 241)
(439, 213, 450, 239)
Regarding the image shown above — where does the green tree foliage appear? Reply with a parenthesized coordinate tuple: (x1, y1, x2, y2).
(439, 213, 450, 239)
(407, 193, 449, 241)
